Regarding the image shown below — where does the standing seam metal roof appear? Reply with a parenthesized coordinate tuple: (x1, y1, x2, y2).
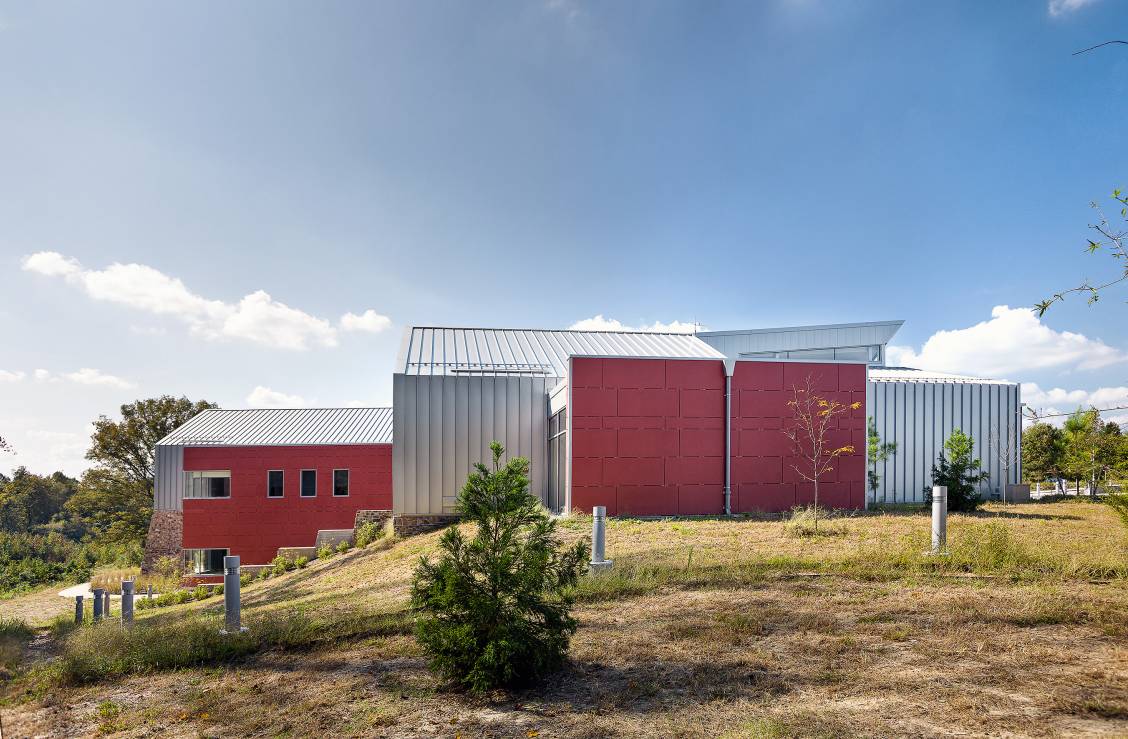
(397, 326, 725, 377)
(869, 368, 1016, 385)
(157, 407, 393, 446)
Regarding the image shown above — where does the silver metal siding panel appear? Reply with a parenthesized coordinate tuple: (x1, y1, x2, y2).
(153, 444, 184, 511)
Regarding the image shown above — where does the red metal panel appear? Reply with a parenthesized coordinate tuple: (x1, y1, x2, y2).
(731, 361, 865, 513)
(181, 444, 391, 565)
(569, 357, 865, 516)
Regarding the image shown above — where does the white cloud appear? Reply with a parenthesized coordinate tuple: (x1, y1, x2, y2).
(62, 368, 135, 389)
(245, 386, 307, 409)
(1048, 0, 1099, 16)
(0, 370, 24, 383)
(885, 305, 1127, 378)
(22, 368, 135, 389)
(21, 251, 387, 351)
(568, 315, 704, 333)
(129, 325, 167, 336)
(340, 309, 393, 334)
(21, 251, 81, 278)
(1022, 382, 1128, 427)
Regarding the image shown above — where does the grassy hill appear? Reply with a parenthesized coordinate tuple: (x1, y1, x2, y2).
(2, 499, 1127, 737)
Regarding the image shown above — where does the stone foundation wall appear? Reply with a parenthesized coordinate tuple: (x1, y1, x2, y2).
(392, 514, 459, 537)
(142, 509, 183, 574)
(354, 509, 393, 529)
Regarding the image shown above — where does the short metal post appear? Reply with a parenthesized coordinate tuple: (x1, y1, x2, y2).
(92, 588, 105, 621)
(102, 589, 111, 618)
(147, 584, 153, 600)
(74, 595, 84, 625)
(221, 555, 248, 634)
(590, 506, 613, 572)
(931, 485, 948, 553)
(121, 580, 135, 626)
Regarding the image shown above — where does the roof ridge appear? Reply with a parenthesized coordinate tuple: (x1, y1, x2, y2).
(409, 325, 703, 337)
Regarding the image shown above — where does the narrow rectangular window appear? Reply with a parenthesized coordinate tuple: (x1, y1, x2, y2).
(300, 469, 317, 497)
(333, 469, 349, 497)
(267, 470, 284, 498)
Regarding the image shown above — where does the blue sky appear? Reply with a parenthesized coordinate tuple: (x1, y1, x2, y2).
(2, 0, 1127, 475)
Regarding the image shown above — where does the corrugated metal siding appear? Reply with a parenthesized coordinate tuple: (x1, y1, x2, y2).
(698, 321, 903, 357)
(154, 444, 184, 511)
(866, 377, 1021, 504)
(393, 374, 549, 515)
(157, 408, 393, 446)
(397, 327, 723, 377)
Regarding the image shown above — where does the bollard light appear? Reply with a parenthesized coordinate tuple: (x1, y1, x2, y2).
(92, 588, 105, 621)
(931, 485, 948, 554)
(221, 555, 248, 634)
(102, 589, 111, 619)
(75, 594, 84, 625)
(121, 580, 135, 626)
(589, 506, 613, 573)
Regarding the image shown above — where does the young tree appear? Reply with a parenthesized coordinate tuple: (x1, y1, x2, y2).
(866, 416, 897, 505)
(1062, 409, 1104, 497)
(926, 429, 989, 512)
(411, 442, 588, 693)
(782, 377, 861, 533)
(988, 420, 1020, 507)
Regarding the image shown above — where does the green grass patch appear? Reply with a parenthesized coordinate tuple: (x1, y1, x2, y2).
(41, 606, 412, 686)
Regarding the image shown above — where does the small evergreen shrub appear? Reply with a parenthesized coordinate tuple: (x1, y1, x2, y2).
(191, 585, 210, 600)
(316, 543, 334, 560)
(294, 556, 309, 569)
(239, 573, 252, 587)
(412, 442, 588, 693)
(214, 583, 223, 595)
(926, 429, 989, 511)
(173, 590, 192, 605)
(335, 540, 351, 554)
(257, 568, 271, 581)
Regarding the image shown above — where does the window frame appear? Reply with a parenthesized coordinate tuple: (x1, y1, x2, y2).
(332, 468, 350, 497)
(183, 548, 229, 575)
(267, 469, 284, 499)
(183, 470, 232, 500)
(300, 469, 317, 498)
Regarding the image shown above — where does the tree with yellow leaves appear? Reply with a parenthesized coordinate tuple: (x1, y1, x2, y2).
(782, 375, 861, 533)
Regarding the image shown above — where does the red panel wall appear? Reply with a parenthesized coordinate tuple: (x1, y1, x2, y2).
(181, 444, 392, 565)
(569, 358, 866, 516)
(570, 357, 726, 516)
(731, 362, 866, 512)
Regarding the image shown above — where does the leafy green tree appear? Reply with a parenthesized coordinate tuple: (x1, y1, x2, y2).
(926, 429, 989, 512)
(866, 416, 897, 504)
(87, 396, 217, 491)
(411, 442, 588, 693)
(64, 469, 151, 544)
(1022, 423, 1063, 487)
(0, 468, 77, 533)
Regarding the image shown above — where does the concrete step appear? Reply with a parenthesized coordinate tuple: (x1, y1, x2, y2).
(314, 530, 355, 549)
(277, 546, 317, 561)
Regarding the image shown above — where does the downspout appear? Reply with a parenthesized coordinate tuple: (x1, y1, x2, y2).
(723, 358, 736, 516)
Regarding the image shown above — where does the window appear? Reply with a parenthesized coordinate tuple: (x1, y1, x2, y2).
(267, 470, 284, 498)
(300, 469, 317, 497)
(333, 469, 350, 497)
(547, 408, 567, 513)
(184, 470, 231, 499)
(184, 548, 228, 575)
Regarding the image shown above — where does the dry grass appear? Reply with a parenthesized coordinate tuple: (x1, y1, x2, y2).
(2, 499, 1127, 737)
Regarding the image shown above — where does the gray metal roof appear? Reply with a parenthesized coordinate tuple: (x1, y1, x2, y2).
(157, 407, 393, 447)
(397, 326, 725, 377)
(697, 320, 904, 356)
(869, 367, 1016, 386)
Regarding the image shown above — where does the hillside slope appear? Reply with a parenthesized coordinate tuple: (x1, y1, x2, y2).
(3, 501, 1128, 738)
